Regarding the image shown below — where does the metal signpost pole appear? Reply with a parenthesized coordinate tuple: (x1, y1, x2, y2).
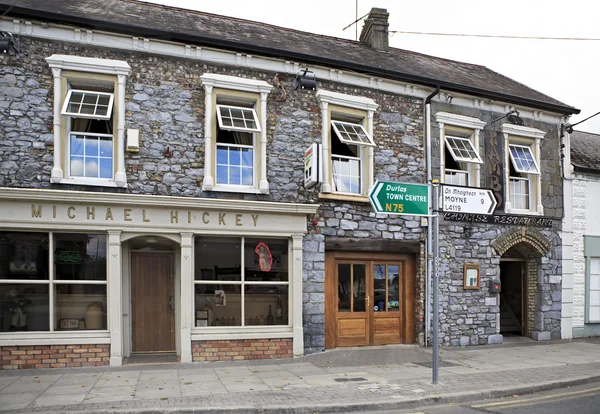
(432, 180, 439, 384)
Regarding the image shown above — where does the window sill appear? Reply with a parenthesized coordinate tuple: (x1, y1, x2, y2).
(318, 192, 370, 203)
(505, 209, 541, 216)
(56, 178, 124, 188)
(210, 184, 266, 195)
(0, 330, 110, 346)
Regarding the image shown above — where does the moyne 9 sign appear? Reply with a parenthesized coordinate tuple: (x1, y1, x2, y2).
(368, 180, 429, 216)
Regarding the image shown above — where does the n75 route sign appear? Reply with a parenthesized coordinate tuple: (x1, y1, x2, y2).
(369, 181, 429, 216)
(441, 184, 497, 215)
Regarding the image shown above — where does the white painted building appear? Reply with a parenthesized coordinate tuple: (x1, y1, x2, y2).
(562, 130, 600, 338)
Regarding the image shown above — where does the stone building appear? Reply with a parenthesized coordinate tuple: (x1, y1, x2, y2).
(562, 130, 600, 339)
(0, 1, 578, 369)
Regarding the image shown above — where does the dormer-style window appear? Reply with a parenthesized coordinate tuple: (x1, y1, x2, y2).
(502, 124, 545, 214)
(435, 112, 486, 187)
(46, 55, 131, 188)
(200, 74, 272, 194)
(316, 90, 378, 199)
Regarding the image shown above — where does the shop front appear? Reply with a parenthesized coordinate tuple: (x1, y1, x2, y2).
(0, 188, 316, 369)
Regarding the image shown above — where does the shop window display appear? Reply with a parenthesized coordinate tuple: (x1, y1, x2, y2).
(0, 232, 107, 333)
(194, 236, 289, 327)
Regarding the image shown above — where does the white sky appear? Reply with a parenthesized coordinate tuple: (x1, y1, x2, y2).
(143, 0, 600, 133)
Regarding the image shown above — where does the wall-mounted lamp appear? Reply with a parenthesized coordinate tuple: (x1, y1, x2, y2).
(491, 109, 523, 125)
(561, 110, 600, 136)
(0, 32, 20, 57)
(293, 68, 317, 91)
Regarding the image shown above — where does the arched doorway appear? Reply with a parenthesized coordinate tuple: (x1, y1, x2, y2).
(492, 229, 551, 339)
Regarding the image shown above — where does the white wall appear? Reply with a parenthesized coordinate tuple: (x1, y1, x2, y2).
(571, 173, 600, 330)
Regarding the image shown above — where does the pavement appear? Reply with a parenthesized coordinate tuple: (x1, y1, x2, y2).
(1, 336, 600, 413)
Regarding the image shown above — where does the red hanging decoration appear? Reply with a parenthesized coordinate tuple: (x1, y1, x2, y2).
(255, 242, 273, 272)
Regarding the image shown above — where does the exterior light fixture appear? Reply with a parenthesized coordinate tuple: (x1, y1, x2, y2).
(0, 31, 20, 57)
(491, 109, 523, 125)
(293, 68, 317, 91)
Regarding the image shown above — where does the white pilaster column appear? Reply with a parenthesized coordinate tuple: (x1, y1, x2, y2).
(474, 129, 481, 186)
(114, 74, 127, 187)
(320, 101, 332, 193)
(438, 122, 445, 183)
(107, 231, 123, 366)
(50, 68, 63, 183)
(180, 232, 193, 363)
(291, 235, 304, 357)
(259, 90, 269, 193)
(535, 137, 544, 214)
(367, 110, 374, 191)
(202, 85, 214, 191)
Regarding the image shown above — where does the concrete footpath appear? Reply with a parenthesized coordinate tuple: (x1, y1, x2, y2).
(1, 337, 600, 413)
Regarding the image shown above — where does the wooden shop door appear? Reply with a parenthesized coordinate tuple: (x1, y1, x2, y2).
(325, 252, 415, 348)
(131, 252, 175, 353)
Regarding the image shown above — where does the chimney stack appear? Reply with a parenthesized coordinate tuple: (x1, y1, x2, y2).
(359, 8, 389, 51)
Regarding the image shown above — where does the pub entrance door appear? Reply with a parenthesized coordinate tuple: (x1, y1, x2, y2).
(325, 252, 416, 348)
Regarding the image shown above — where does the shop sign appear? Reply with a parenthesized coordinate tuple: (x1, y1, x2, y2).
(368, 180, 429, 216)
(443, 212, 553, 228)
(441, 185, 497, 215)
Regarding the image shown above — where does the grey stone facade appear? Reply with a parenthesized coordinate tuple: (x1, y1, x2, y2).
(430, 102, 564, 345)
(0, 34, 565, 352)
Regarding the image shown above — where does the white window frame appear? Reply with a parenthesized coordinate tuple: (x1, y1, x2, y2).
(61, 89, 115, 119)
(46, 55, 131, 188)
(200, 74, 272, 194)
(316, 90, 378, 197)
(509, 144, 540, 174)
(502, 123, 545, 215)
(435, 112, 486, 188)
(331, 120, 375, 147)
(0, 231, 108, 335)
(216, 104, 261, 133)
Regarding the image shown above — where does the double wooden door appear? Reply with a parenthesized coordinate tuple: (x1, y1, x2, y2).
(131, 252, 175, 353)
(325, 252, 415, 348)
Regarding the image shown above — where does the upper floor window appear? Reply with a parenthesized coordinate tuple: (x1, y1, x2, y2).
(200, 74, 272, 194)
(435, 112, 486, 187)
(46, 55, 131, 188)
(316, 90, 378, 198)
(502, 124, 545, 215)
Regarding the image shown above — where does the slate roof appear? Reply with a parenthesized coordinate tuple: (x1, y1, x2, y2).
(570, 130, 600, 173)
(0, 0, 578, 115)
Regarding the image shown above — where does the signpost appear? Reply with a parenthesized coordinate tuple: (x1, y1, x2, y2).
(368, 181, 429, 216)
(441, 185, 497, 215)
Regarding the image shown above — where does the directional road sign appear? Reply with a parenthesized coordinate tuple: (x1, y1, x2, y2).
(369, 180, 429, 216)
(441, 184, 497, 215)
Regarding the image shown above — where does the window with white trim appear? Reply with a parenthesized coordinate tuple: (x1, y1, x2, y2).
(0, 231, 107, 333)
(435, 112, 486, 187)
(200, 74, 272, 194)
(193, 237, 289, 327)
(502, 124, 545, 215)
(46, 55, 131, 188)
(588, 257, 600, 323)
(316, 90, 378, 197)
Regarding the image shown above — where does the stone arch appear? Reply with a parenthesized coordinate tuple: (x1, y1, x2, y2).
(491, 227, 551, 258)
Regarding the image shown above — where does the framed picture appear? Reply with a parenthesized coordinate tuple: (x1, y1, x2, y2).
(463, 263, 480, 290)
(214, 289, 226, 306)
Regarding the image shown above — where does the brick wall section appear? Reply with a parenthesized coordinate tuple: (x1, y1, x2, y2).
(192, 339, 292, 361)
(0, 344, 110, 370)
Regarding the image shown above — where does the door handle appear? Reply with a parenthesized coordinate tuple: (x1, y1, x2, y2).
(168, 295, 174, 313)
(366, 296, 370, 309)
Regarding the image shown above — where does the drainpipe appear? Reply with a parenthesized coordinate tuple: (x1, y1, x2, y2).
(424, 86, 440, 347)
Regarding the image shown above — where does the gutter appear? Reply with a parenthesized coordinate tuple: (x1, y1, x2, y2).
(1, 5, 580, 116)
